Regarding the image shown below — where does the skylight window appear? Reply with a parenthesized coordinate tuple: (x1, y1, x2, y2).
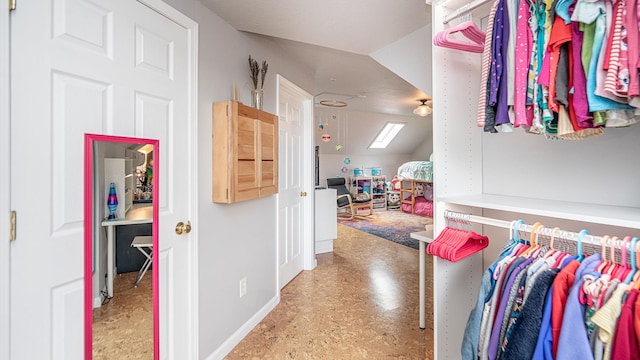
(368, 122, 405, 149)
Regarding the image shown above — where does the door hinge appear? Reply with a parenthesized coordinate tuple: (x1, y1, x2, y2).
(9, 211, 16, 241)
(226, 188, 229, 200)
(9, 0, 15, 11)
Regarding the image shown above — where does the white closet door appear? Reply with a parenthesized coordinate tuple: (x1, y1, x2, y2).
(9, 0, 197, 358)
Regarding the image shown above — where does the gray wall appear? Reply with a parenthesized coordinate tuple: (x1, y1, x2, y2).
(319, 153, 413, 188)
(160, 0, 315, 357)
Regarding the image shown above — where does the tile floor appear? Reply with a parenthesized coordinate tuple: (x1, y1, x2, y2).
(90, 222, 434, 359)
(92, 271, 153, 359)
(225, 223, 434, 359)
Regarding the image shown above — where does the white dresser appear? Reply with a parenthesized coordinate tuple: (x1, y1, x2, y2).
(314, 188, 337, 254)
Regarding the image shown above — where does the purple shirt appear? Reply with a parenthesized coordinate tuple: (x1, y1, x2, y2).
(492, 0, 511, 126)
(487, 256, 535, 360)
(489, 0, 507, 107)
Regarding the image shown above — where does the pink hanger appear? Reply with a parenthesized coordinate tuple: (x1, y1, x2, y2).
(433, 21, 485, 53)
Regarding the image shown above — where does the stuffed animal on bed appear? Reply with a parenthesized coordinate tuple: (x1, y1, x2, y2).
(414, 183, 425, 196)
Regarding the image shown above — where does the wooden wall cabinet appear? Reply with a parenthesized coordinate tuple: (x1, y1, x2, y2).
(212, 100, 278, 203)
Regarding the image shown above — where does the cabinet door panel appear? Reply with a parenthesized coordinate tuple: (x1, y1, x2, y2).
(237, 116, 256, 160)
(260, 123, 274, 161)
(261, 161, 274, 185)
(237, 160, 258, 191)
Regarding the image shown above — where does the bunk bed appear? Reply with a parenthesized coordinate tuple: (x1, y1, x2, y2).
(397, 160, 433, 217)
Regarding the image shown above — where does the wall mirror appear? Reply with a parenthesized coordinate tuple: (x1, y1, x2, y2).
(84, 134, 159, 359)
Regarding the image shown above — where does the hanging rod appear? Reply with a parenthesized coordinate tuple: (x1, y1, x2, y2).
(442, 0, 494, 24)
(443, 210, 624, 249)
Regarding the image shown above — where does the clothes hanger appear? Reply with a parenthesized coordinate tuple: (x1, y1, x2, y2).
(632, 241, 640, 289)
(624, 237, 638, 284)
(433, 20, 485, 53)
(513, 221, 537, 257)
(494, 220, 525, 280)
(613, 236, 631, 280)
(577, 229, 588, 262)
(596, 235, 611, 273)
(511, 220, 526, 249)
(552, 230, 574, 268)
(604, 236, 619, 276)
(521, 222, 543, 258)
(544, 227, 561, 258)
(430, 210, 455, 257)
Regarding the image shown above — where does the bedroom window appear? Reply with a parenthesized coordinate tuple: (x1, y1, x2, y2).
(368, 122, 405, 149)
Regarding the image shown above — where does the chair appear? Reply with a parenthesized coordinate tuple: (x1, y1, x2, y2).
(130, 235, 153, 286)
(326, 178, 373, 219)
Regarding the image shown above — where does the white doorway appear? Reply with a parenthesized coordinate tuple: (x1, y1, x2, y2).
(277, 75, 315, 289)
(8, 0, 198, 358)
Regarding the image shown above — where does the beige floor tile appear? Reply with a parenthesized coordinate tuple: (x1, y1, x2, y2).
(226, 224, 434, 359)
(90, 219, 435, 359)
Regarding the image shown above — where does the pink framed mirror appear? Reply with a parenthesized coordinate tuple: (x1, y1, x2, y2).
(84, 134, 159, 359)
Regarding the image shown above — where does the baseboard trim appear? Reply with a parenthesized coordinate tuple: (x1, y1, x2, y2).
(204, 294, 280, 360)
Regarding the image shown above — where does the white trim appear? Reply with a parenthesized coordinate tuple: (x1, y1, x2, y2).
(186, 21, 200, 360)
(136, 1, 199, 358)
(442, 0, 493, 24)
(0, 4, 11, 359)
(138, 0, 198, 28)
(203, 294, 280, 360)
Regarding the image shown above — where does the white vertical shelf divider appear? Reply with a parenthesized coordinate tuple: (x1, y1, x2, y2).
(431, 1, 487, 357)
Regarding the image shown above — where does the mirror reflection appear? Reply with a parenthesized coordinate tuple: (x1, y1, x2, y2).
(90, 139, 154, 359)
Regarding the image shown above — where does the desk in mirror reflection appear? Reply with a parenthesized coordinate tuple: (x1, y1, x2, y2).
(101, 204, 153, 298)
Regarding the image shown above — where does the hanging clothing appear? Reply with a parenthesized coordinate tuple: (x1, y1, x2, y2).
(551, 260, 581, 357)
(502, 268, 559, 360)
(609, 289, 640, 360)
(472, 0, 640, 138)
(556, 254, 602, 360)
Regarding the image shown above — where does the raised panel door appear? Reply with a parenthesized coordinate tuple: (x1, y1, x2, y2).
(10, 0, 196, 358)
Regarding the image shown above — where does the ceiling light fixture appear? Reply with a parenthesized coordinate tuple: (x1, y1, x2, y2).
(413, 98, 433, 117)
(319, 99, 348, 107)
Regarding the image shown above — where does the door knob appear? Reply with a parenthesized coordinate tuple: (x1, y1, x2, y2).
(300, 191, 308, 197)
(175, 221, 191, 235)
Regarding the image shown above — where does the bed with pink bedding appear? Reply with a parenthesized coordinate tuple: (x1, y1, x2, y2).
(401, 196, 433, 217)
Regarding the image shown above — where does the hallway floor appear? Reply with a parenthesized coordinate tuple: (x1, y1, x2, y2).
(92, 270, 153, 359)
(226, 223, 434, 359)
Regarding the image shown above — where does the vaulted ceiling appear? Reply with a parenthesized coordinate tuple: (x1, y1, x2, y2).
(201, 0, 433, 154)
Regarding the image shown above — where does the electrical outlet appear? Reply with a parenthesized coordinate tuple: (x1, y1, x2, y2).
(239, 277, 247, 298)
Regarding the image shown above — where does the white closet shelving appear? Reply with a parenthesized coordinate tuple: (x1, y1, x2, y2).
(440, 194, 640, 229)
(430, 0, 640, 358)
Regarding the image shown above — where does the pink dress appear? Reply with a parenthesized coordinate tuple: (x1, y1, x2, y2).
(513, 0, 533, 127)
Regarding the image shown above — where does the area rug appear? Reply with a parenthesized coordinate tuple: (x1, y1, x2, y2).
(337, 210, 433, 250)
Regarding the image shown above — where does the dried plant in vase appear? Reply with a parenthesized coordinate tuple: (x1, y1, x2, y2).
(248, 55, 268, 109)
(248, 55, 260, 90)
(260, 60, 268, 89)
